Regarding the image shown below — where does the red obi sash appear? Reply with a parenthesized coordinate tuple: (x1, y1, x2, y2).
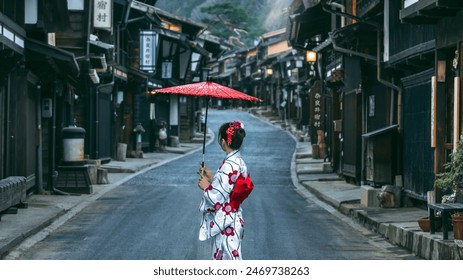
(229, 173, 254, 211)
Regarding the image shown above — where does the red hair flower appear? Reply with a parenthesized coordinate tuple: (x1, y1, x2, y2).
(226, 121, 243, 145)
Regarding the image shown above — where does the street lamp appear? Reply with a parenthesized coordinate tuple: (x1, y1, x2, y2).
(306, 50, 317, 63)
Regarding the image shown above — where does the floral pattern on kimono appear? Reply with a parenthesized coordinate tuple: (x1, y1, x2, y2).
(199, 150, 247, 260)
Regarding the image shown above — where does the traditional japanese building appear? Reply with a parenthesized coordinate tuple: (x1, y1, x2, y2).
(285, 0, 463, 205)
(1, 2, 31, 193)
(1, 0, 224, 200)
(400, 0, 463, 202)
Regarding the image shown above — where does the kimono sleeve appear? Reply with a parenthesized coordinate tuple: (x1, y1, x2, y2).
(199, 161, 236, 212)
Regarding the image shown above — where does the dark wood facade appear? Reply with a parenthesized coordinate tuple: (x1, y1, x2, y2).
(395, 0, 463, 202)
(1, 2, 36, 191)
(0, 0, 218, 202)
(283, 0, 463, 202)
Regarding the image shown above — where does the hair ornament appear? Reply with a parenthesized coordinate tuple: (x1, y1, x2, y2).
(226, 121, 243, 145)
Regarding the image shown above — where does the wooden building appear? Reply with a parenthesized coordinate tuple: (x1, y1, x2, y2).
(285, 0, 463, 204)
(0, 1, 32, 194)
(400, 0, 463, 202)
(0, 0, 224, 203)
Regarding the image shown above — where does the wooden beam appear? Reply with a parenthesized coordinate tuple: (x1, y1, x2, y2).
(434, 51, 448, 176)
(454, 77, 461, 152)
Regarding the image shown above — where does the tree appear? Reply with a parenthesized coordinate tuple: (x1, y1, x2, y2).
(200, 3, 264, 48)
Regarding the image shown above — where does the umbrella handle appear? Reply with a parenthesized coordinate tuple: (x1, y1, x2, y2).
(201, 97, 209, 176)
(202, 97, 209, 156)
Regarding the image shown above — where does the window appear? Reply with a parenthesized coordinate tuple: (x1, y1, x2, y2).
(68, 0, 84, 10)
(25, 0, 38, 24)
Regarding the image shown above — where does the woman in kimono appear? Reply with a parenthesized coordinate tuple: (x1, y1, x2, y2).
(197, 121, 253, 260)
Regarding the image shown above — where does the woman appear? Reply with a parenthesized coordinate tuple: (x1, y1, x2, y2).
(197, 121, 253, 260)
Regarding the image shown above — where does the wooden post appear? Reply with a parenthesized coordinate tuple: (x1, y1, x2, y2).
(454, 76, 461, 152)
(431, 76, 437, 148)
(434, 51, 449, 202)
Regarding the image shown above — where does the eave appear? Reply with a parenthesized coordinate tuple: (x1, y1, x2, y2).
(400, 0, 463, 24)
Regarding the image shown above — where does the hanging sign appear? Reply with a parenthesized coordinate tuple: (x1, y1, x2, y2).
(310, 81, 324, 131)
(431, 76, 436, 148)
(162, 61, 173, 79)
(139, 30, 158, 72)
(93, 0, 112, 30)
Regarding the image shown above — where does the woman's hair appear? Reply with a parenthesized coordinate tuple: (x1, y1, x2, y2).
(218, 121, 246, 150)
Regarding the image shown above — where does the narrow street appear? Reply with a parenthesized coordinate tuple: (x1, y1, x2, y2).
(15, 110, 418, 260)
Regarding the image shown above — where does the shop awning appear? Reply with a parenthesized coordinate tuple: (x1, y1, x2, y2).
(362, 125, 399, 138)
(288, 3, 331, 49)
(330, 22, 377, 55)
(216, 68, 236, 79)
(113, 65, 128, 81)
(128, 65, 148, 83)
(400, 0, 463, 24)
(186, 40, 210, 57)
(89, 39, 114, 52)
(25, 38, 80, 77)
(313, 37, 332, 52)
(0, 13, 25, 55)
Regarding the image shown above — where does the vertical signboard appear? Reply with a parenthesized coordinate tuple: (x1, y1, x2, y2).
(431, 76, 436, 148)
(139, 30, 158, 72)
(162, 61, 173, 79)
(93, 0, 112, 30)
(310, 81, 324, 132)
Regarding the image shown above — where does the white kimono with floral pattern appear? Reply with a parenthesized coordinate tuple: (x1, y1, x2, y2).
(199, 150, 247, 260)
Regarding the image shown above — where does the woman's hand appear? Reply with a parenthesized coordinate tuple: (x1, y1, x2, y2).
(198, 163, 212, 182)
(198, 176, 210, 191)
(197, 163, 212, 191)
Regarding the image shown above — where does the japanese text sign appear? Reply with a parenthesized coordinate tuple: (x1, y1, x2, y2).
(93, 0, 112, 30)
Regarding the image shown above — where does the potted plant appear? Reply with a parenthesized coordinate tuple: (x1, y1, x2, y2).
(434, 136, 463, 204)
(433, 135, 463, 239)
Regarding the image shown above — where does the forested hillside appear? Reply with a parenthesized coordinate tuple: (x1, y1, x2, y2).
(155, 0, 291, 47)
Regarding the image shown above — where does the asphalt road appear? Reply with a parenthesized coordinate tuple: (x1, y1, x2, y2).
(17, 109, 416, 260)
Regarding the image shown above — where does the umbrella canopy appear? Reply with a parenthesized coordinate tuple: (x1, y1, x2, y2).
(152, 81, 262, 102)
(151, 81, 262, 170)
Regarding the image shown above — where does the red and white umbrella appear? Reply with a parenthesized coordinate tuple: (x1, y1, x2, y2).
(151, 81, 262, 167)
